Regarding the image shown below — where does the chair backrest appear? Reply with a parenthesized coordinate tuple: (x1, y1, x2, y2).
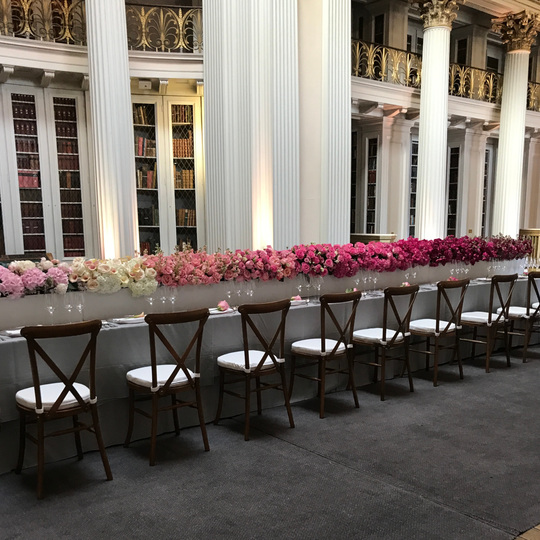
(319, 290, 363, 356)
(145, 309, 209, 393)
(238, 299, 290, 374)
(382, 285, 419, 346)
(435, 278, 470, 335)
(488, 273, 518, 325)
(526, 271, 540, 318)
(20, 320, 102, 416)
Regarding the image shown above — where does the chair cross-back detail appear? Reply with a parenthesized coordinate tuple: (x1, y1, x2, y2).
(124, 309, 210, 466)
(501, 271, 540, 362)
(352, 285, 419, 401)
(460, 273, 518, 372)
(289, 290, 362, 418)
(409, 278, 470, 386)
(15, 320, 112, 499)
(213, 299, 294, 440)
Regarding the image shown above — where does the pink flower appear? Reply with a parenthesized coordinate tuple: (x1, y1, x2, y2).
(217, 300, 229, 311)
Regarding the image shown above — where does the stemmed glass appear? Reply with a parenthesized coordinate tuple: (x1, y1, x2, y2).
(168, 287, 178, 311)
(309, 275, 323, 304)
(43, 293, 57, 324)
(145, 294, 156, 314)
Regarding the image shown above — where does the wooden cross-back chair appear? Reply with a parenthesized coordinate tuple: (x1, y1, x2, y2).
(213, 299, 294, 441)
(289, 290, 362, 418)
(352, 285, 419, 401)
(460, 273, 518, 372)
(409, 278, 470, 386)
(16, 320, 112, 499)
(124, 309, 210, 465)
(500, 271, 540, 362)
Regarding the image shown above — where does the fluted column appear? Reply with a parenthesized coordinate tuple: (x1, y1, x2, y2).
(491, 11, 540, 237)
(86, 0, 138, 258)
(523, 136, 540, 228)
(204, 0, 299, 251)
(412, 0, 463, 239)
(299, 0, 350, 244)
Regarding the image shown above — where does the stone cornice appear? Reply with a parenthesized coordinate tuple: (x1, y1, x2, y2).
(409, 0, 465, 29)
(492, 10, 540, 51)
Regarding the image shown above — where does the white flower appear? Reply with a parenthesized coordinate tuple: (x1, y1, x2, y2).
(54, 283, 68, 294)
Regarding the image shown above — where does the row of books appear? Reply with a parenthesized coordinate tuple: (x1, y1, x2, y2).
(172, 136, 193, 158)
(58, 155, 79, 171)
(133, 105, 151, 125)
(140, 241, 152, 255)
(176, 208, 196, 227)
(60, 171, 80, 189)
(171, 105, 193, 123)
(15, 138, 38, 153)
(62, 219, 84, 234)
(60, 190, 81, 203)
(61, 204, 83, 219)
(22, 219, 43, 234)
(135, 137, 156, 157)
(23, 235, 45, 251)
(138, 206, 159, 226)
(17, 155, 39, 170)
(18, 173, 40, 188)
(63, 236, 85, 250)
(57, 140, 78, 154)
(20, 202, 44, 218)
(136, 166, 157, 189)
(174, 169, 194, 189)
(14, 120, 37, 136)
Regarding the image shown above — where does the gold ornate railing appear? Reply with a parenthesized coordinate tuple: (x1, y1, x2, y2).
(351, 39, 421, 88)
(125, 4, 202, 53)
(449, 64, 502, 104)
(0, 1, 203, 53)
(0, 0, 86, 45)
(528, 82, 540, 112)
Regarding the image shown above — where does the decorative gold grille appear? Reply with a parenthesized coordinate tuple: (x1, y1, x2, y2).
(0, 1, 203, 53)
(1, 0, 86, 45)
(351, 39, 421, 88)
(125, 5, 202, 53)
(528, 82, 540, 112)
(449, 64, 502, 104)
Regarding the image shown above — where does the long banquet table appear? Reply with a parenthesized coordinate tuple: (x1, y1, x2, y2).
(0, 279, 528, 474)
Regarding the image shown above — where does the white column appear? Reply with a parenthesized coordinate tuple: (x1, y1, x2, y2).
(204, 0, 299, 252)
(492, 11, 540, 236)
(414, 0, 462, 240)
(523, 136, 540, 228)
(462, 128, 488, 237)
(385, 118, 414, 239)
(86, 0, 138, 258)
(299, 0, 350, 244)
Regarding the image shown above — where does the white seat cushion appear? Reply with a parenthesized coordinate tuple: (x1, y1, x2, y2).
(352, 328, 403, 345)
(461, 311, 500, 324)
(217, 350, 278, 372)
(533, 302, 539, 310)
(126, 364, 194, 388)
(16, 382, 90, 411)
(291, 338, 346, 356)
(409, 318, 455, 334)
(496, 306, 530, 318)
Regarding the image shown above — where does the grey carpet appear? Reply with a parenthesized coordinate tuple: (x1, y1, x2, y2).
(2, 349, 540, 539)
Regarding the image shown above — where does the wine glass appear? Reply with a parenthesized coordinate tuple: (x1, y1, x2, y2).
(309, 275, 323, 304)
(145, 294, 156, 313)
(43, 294, 57, 324)
(168, 287, 178, 311)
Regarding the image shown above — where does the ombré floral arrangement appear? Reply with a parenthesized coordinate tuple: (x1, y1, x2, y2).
(0, 235, 532, 299)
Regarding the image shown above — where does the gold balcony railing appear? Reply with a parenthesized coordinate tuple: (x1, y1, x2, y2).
(449, 64, 502, 104)
(0, 0, 203, 53)
(0, 0, 86, 45)
(351, 39, 421, 88)
(125, 4, 202, 53)
(528, 82, 540, 113)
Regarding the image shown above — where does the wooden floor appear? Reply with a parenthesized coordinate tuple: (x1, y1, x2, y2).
(517, 526, 540, 539)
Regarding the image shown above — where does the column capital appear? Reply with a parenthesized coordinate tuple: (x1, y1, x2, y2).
(409, 0, 464, 30)
(492, 11, 540, 52)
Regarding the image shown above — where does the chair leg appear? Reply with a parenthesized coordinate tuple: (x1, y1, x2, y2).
(124, 388, 135, 448)
(504, 324, 511, 367)
(171, 395, 180, 436)
(472, 326, 477, 360)
(485, 327, 492, 373)
(255, 377, 262, 415)
(319, 357, 326, 419)
(15, 411, 26, 474)
(380, 349, 386, 401)
(90, 404, 113, 480)
(73, 415, 83, 460)
(433, 338, 439, 387)
(288, 355, 296, 400)
(523, 320, 532, 363)
(347, 351, 359, 409)
(195, 382, 210, 451)
(36, 417, 45, 499)
(455, 332, 464, 380)
(404, 340, 414, 393)
(213, 369, 225, 425)
(244, 377, 251, 441)
(149, 394, 159, 466)
(279, 365, 295, 429)
(425, 337, 431, 371)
